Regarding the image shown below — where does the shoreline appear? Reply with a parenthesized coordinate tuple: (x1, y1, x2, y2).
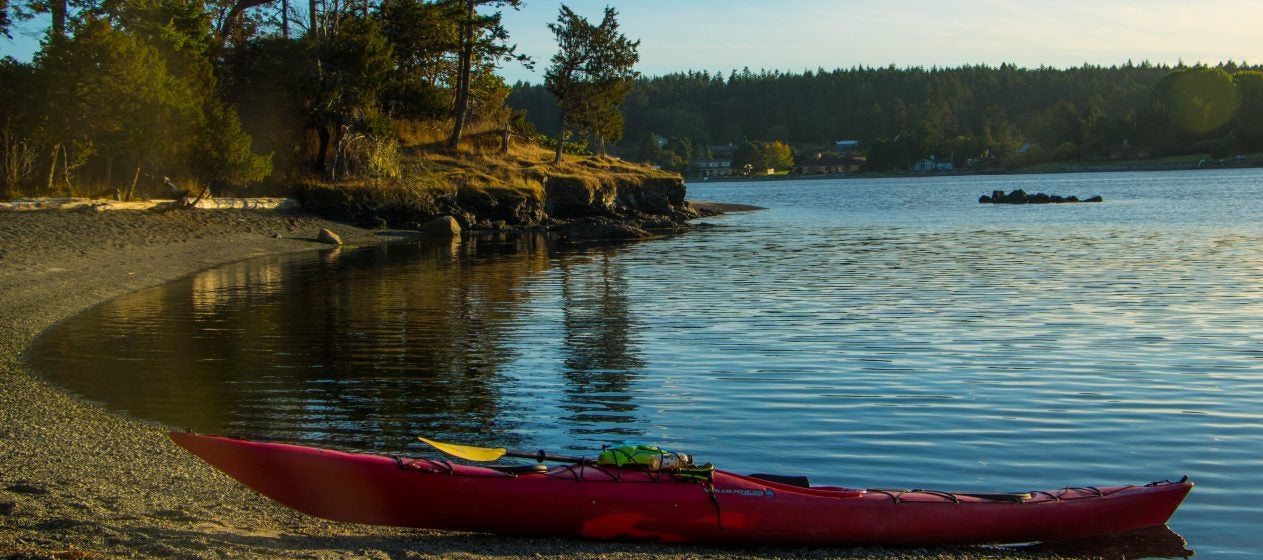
(690, 157, 1263, 184)
(0, 207, 1039, 559)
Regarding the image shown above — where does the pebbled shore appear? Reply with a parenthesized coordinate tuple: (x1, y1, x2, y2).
(0, 207, 1049, 559)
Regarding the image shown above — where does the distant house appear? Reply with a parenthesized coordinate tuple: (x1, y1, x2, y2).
(914, 156, 954, 172)
(1105, 141, 1151, 160)
(693, 159, 732, 178)
(834, 139, 860, 151)
(795, 152, 866, 175)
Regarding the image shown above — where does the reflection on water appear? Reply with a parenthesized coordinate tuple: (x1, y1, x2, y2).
(32, 234, 567, 447)
(559, 250, 645, 435)
(1013, 525, 1193, 559)
(28, 169, 1263, 557)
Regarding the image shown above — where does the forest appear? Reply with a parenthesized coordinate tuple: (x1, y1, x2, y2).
(509, 62, 1263, 173)
(0, 0, 642, 202)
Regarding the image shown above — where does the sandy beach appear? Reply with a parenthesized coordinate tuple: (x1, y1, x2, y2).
(0, 206, 1044, 559)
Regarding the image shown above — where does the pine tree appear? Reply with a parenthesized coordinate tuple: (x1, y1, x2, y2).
(543, 5, 638, 163)
(445, 0, 529, 151)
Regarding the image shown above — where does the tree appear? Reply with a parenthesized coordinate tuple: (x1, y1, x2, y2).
(730, 140, 793, 174)
(543, 4, 638, 163)
(193, 100, 271, 186)
(1155, 67, 1239, 136)
(26, 2, 270, 198)
(763, 140, 793, 171)
(1081, 99, 1108, 156)
(1232, 71, 1263, 151)
(215, 0, 276, 45)
(8, 0, 77, 41)
(1, 1, 12, 38)
(36, 15, 199, 198)
(0, 58, 39, 197)
(632, 131, 664, 165)
(378, 0, 459, 119)
(445, 0, 529, 151)
(306, 14, 394, 172)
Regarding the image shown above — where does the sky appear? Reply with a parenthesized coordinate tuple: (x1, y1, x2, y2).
(496, 0, 1263, 83)
(4, 0, 1261, 83)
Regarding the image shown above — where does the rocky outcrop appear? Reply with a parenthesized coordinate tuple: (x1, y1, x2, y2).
(980, 189, 1103, 204)
(297, 171, 697, 238)
(543, 175, 687, 218)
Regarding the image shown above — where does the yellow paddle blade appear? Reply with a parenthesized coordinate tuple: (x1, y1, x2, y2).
(418, 436, 507, 462)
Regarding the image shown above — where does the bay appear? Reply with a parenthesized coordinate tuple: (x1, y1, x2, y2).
(29, 168, 1263, 557)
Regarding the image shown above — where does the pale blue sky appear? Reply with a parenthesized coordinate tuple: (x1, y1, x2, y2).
(499, 0, 1263, 83)
(4, 0, 1260, 83)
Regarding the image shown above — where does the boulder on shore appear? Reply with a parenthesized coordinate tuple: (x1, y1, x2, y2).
(980, 189, 1103, 204)
(315, 228, 343, 245)
(421, 215, 462, 238)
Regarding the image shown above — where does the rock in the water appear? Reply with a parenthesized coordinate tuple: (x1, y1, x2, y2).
(980, 189, 1102, 204)
(422, 215, 461, 238)
(562, 222, 652, 241)
(315, 228, 342, 245)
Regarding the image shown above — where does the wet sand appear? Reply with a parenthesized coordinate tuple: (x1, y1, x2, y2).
(0, 206, 1044, 559)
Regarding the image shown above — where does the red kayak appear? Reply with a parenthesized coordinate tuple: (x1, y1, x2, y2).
(169, 432, 1191, 546)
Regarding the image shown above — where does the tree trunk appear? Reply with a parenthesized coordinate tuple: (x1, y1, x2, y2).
(446, 1, 475, 151)
(50, 0, 66, 40)
(186, 185, 211, 208)
(218, 0, 274, 45)
(61, 144, 71, 192)
(281, 0, 289, 38)
(308, 0, 318, 36)
(45, 143, 60, 196)
(125, 164, 141, 202)
(315, 125, 331, 171)
(500, 123, 511, 155)
(553, 108, 566, 164)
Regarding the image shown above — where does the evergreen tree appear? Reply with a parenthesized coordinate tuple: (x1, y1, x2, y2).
(632, 131, 664, 165)
(543, 5, 638, 163)
(1232, 71, 1263, 151)
(1154, 67, 1239, 136)
(1, 2, 12, 39)
(445, 0, 530, 151)
(378, 0, 460, 119)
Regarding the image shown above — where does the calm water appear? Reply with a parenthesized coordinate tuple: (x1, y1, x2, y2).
(29, 169, 1263, 557)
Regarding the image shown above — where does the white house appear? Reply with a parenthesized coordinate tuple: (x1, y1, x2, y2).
(913, 156, 954, 172)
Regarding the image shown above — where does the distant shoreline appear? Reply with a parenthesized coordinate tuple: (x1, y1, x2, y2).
(689, 157, 1263, 184)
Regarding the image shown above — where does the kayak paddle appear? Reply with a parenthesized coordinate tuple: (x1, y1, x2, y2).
(418, 436, 593, 464)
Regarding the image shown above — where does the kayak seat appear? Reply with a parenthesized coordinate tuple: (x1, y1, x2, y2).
(749, 473, 811, 488)
(488, 464, 549, 475)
